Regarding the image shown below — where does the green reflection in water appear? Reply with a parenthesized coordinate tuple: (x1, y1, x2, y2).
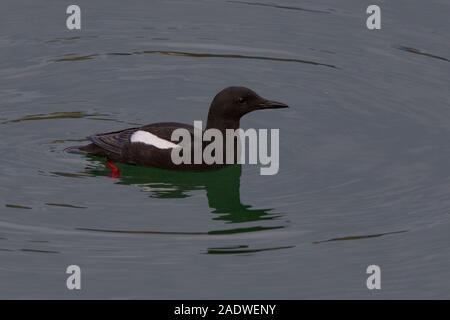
(56, 156, 293, 254)
(85, 159, 281, 225)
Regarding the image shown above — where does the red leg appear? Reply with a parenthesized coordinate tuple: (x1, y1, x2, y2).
(106, 160, 121, 179)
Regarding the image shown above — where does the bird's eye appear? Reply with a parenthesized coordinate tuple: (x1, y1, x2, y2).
(238, 97, 247, 104)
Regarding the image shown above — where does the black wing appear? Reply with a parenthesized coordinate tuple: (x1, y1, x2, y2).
(87, 122, 194, 157)
(88, 127, 139, 156)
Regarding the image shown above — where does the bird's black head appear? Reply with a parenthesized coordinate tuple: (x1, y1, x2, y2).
(206, 86, 288, 129)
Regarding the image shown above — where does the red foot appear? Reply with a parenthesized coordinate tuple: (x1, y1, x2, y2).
(106, 160, 121, 179)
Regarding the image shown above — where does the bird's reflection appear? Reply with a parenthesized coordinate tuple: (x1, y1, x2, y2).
(58, 157, 292, 253)
(84, 158, 281, 225)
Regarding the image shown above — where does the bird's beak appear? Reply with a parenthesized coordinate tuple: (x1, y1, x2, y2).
(258, 99, 289, 109)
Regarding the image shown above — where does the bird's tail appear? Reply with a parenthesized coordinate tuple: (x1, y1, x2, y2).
(64, 145, 89, 155)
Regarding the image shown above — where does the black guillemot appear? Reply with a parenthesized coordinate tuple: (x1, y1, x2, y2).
(66, 87, 288, 173)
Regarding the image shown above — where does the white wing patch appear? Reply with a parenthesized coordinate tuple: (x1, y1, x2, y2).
(130, 130, 179, 149)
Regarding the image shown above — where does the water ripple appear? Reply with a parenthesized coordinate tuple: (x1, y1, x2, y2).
(227, 1, 332, 14)
(77, 225, 284, 236)
(51, 50, 338, 69)
(45, 203, 87, 209)
(313, 230, 409, 244)
(207, 244, 294, 254)
(139, 50, 338, 68)
(2, 111, 108, 124)
(2, 111, 141, 126)
(5, 204, 32, 210)
(398, 46, 450, 63)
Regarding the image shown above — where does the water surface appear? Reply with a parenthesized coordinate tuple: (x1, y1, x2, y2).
(1, 0, 450, 299)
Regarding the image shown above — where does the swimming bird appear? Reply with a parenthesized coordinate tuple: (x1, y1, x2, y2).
(66, 86, 288, 171)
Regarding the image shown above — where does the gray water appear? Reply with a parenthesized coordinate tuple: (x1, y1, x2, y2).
(1, 0, 449, 299)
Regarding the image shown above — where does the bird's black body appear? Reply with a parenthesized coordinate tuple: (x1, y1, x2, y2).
(67, 87, 288, 171)
(80, 122, 199, 170)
